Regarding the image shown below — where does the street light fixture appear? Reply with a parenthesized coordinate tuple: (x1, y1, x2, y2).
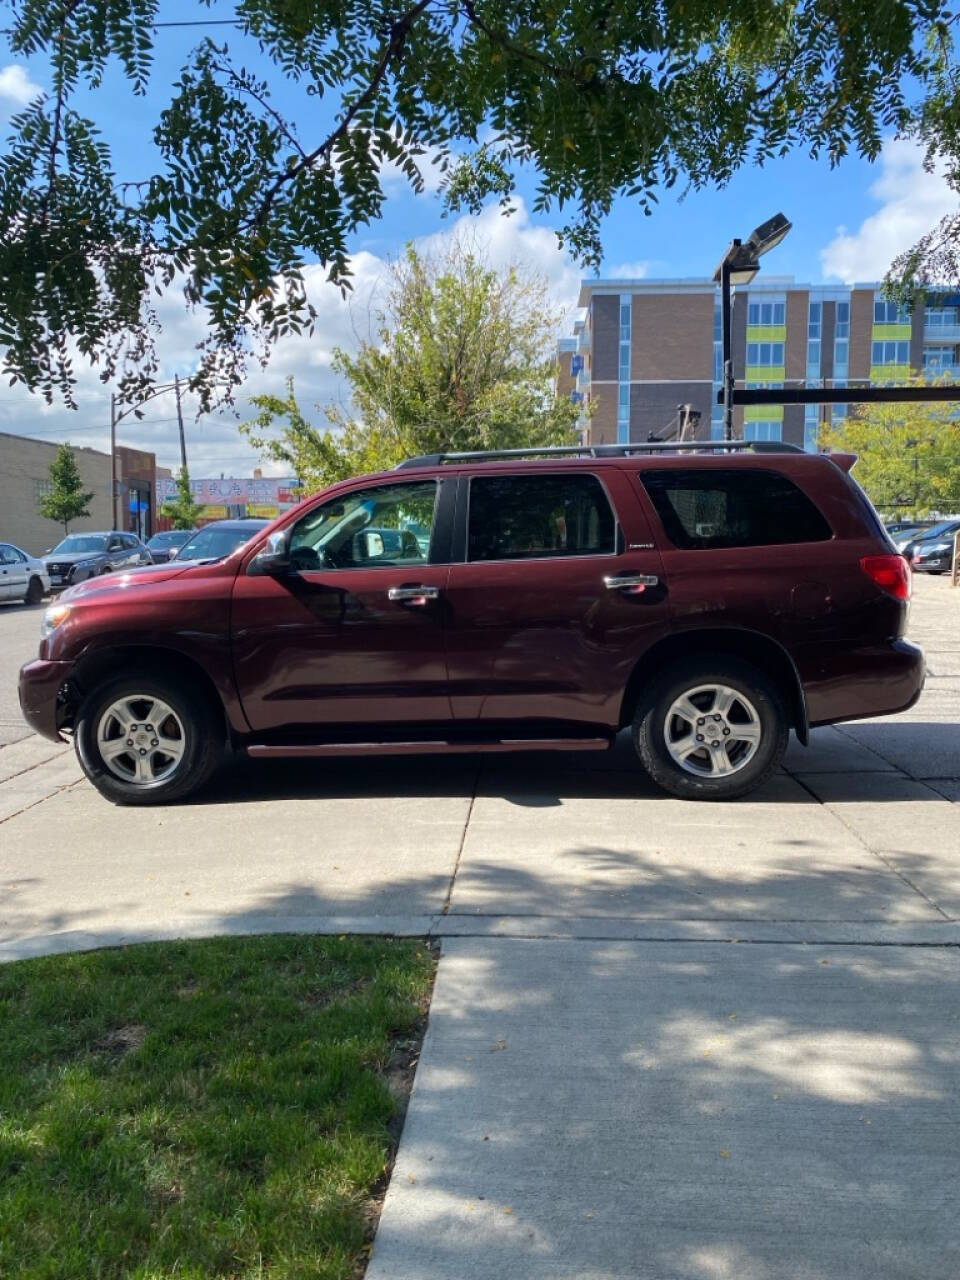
(713, 213, 792, 441)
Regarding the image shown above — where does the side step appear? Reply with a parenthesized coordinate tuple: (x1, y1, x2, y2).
(246, 737, 612, 759)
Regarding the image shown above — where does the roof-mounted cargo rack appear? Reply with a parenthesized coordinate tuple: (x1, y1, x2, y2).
(395, 441, 805, 469)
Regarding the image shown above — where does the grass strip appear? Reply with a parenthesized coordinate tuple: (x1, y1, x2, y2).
(0, 934, 437, 1279)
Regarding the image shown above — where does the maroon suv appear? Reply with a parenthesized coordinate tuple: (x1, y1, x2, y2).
(19, 442, 923, 805)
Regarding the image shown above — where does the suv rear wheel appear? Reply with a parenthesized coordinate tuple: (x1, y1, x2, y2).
(75, 673, 222, 805)
(633, 658, 788, 801)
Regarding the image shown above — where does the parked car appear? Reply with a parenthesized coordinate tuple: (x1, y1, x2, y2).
(20, 442, 924, 807)
(910, 523, 960, 574)
(889, 523, 938, 550)
(43, 531, 153, 589)
(898, 518, 960, 562)
(146, 529, 194, 564)
(171, 519, 270, 563)
(0, 542, 50, 604)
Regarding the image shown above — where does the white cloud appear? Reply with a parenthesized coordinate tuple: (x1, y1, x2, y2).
(820, 137, 957, 283)
(0, 198, 582, 477)
(605, 259, 651, 279)
(0, 64, 42, 109)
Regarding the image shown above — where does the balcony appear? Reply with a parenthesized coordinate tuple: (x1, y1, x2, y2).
(924, 324, 960, 342)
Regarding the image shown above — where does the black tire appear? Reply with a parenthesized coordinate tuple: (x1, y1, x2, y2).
(75, 672, 224, 806)
(24, 575, 43, 605)
(633, 657, 789, 801)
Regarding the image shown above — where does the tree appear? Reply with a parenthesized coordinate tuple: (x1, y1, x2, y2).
(162, 467, 203, 530)
(37, 443, 94, 535)
(820, 382, 960, 515)
(241, 242, 581, 489)
(1, 1, 955, 411)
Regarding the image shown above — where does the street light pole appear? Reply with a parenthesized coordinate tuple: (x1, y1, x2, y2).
(720, 252, 735, 443)
(110, 392, 118, 529)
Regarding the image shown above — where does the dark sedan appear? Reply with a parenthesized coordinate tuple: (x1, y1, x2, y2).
(899, 518, 960, 567)
(43, 531, 153, 588)
(146, 529, 194, 563)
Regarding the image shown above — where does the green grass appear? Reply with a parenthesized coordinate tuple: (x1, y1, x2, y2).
(0, 935, 437, 1280)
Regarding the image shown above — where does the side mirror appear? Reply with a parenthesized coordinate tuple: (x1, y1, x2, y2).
(250, 528, 292, 576)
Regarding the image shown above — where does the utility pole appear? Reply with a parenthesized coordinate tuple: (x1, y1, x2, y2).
(174, 374, 187, 472)
(110, 392, 118, 530)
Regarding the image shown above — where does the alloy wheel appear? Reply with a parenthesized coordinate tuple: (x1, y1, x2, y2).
(96, 696, 186, 785)
(664, 683, 762, 779)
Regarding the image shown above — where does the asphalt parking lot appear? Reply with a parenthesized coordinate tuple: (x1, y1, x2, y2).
(3, 578, 959, 1278)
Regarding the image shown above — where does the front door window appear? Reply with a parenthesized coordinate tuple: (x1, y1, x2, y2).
(290, 480, 438, 571)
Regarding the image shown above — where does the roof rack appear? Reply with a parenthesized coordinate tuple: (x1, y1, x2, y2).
(395, 441, 804, 469)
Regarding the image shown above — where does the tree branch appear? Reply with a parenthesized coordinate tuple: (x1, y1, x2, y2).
(246, 0, 434, 231)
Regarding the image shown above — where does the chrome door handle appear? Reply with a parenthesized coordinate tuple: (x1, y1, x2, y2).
(388, 585, 440, 602)
(604, 573, 659, 590)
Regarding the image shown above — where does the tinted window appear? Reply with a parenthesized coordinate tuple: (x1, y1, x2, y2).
(467, 473, 615, 562)
(642, 469, 832, 549)
(290, 481, 436, 571)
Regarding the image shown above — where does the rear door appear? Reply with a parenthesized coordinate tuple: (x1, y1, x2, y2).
(231, 475, 454, 733)
(443, 467, 668, 731)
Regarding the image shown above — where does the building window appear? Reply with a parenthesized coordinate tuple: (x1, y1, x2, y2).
(742, 420, 783, 442)
(804, 404, 820, 453)
(806, 340, 821, 379)
(711, 403, 724, 441)
(835, 301, 850, 340)
(746, 342, 785, 366)
(925, 306, 959, 327)
(923, 345, 956, 370)
(747, 301, 786, 326)
(874, 300, 910, 325)
(872, 340, 910, 365)
(808, 302, 822, 339)
(34, 479, 53, 502)
(834, 301, 850, 380)
(617, 293, 632, 444)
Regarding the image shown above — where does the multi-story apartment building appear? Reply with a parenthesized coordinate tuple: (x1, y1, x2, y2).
(559, 278, 957, 450)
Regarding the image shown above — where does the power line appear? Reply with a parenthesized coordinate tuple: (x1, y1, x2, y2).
(153, 19, 243, 27)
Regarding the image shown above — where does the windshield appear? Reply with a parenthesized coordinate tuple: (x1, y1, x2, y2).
(174, 524, 266, 561)
(51, 535, 107, 554)
(920, 519, 960, 540)
(148, 531, 191, 548)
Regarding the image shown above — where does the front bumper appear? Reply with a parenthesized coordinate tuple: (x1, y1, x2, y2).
(18, 659, 74, 742)
(804, 638, 925, 728)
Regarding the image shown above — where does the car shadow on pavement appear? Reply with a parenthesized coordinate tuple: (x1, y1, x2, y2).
(189, 731, 957, 807)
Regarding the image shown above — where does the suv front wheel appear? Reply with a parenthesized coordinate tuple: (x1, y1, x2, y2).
(634, 658, 788, 801)
(75, 673, 222, 805)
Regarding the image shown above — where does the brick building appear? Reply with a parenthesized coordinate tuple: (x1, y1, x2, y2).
(0, 432, 157, 554)
(559, 278, 951, 450)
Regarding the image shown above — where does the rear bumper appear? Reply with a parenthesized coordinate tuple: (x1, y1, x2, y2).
(804, 639, 925, 728)
(18, 659, 73, 742)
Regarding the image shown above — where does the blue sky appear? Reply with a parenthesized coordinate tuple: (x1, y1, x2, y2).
(1, 7, 956, 473)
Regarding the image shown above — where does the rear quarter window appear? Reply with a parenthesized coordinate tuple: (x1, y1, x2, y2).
(641, 468, 832, 550)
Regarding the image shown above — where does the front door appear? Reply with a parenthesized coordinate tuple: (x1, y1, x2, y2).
(0, 544, 25, 600)
(231, 477, 453, 734)
(444, 468, 669, 731)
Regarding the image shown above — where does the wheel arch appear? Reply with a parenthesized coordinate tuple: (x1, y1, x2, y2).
(618, 628, 808, 744)
(68, 645, 236, 740)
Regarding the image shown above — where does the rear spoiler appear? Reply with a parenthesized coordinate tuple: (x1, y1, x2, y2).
(826, 451, 857, 473)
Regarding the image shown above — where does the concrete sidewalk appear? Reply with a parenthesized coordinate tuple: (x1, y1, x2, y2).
(367, 937, 960, 1280)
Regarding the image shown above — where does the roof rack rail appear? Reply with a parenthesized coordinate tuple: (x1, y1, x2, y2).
(395, 441, 804, 469)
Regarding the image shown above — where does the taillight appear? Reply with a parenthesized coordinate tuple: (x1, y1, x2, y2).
(860, 554, 911, 601)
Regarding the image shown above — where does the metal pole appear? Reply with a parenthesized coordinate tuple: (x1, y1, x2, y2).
(174, 374, 187, 472)
(110, 392, 117, 530)
(721, 252, 735, 442)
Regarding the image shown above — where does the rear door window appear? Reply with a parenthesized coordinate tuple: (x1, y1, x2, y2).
(467, 473, 616, 562)
(641, 469, 832, 549)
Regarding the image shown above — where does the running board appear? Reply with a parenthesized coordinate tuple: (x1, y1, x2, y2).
(246, 737, 612, 759)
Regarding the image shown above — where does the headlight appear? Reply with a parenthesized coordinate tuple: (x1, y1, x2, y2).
(41, 603, 71, 638)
